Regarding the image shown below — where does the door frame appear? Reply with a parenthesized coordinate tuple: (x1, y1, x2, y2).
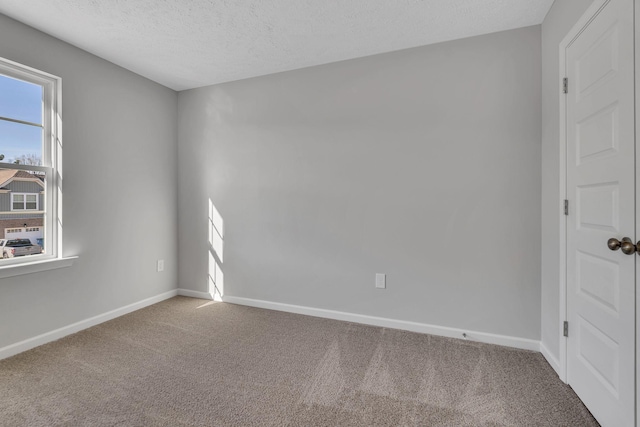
(635, 0, 639, 421)
(558, 0, 637, 418)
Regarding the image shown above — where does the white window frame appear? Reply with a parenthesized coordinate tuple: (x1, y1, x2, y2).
(11, 192, 40, 211)
(0, 57, 64, 269)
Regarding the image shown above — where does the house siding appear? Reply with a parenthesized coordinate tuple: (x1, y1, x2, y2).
(0, 194, 45, 212)
(0, 213, 43, 220)
(0, 193, 8, 212)
(5, 180, 43, 193)
(0, 180, 45, 213)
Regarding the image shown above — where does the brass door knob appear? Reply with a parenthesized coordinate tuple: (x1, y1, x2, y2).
(608, 237, 639, 255)
(621, 239, 638, 255)
(608, 238, 622, 251)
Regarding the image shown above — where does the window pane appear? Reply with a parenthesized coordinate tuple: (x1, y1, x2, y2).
(0, 120, 42, 165)
(0, 58, 55, 263)
(0, 167, 45, 258)
(0, 74, 43, 125)
(26, 194, 37, 209)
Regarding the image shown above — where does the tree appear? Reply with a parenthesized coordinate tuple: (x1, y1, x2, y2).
(10, 154, 41, 166)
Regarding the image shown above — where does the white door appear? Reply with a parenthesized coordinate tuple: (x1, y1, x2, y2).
(565, 0, 635, 426)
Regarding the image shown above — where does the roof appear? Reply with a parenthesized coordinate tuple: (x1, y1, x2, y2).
(0, 169, 45, 190)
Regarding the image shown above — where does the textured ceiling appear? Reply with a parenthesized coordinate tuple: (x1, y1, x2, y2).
(0, 0, 554, 91)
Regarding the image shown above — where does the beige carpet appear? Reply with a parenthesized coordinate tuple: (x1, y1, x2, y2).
(0, 296, 597, 426)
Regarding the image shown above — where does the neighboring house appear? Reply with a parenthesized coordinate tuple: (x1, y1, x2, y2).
(0, 169, 44, 244)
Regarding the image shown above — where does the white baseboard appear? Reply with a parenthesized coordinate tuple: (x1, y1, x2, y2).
(0, 289, 178, 361)
(539, 341, 561, 376)
(223, 296, 540, 352)
(177, 288, 213, 300)
(1, 289, 544, 361)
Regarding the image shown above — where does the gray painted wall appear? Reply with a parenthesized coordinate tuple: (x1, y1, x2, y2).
(0, 14, 178, 349)
(178, 26, 542, 340)
(540, 0, 595, 363)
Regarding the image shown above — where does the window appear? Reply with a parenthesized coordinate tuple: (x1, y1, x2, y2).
(0, 57, 61, 266)
(11, 193, 39, 211)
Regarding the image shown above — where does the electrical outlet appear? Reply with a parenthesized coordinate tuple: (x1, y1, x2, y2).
(157, 259, 164, 272)
(375, 273, 386, 289)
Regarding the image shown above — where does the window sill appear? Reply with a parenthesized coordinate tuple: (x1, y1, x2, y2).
(0, 256, 77, 279)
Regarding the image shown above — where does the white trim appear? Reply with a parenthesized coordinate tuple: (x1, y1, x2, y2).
(0, 115, 42, 128)
(558, 38, 568, 383)
(177, 288, 214, 300)
(0, 289, 177, 361)
(0, 256, 76, 279)
(540, 341, 562, 377)
(0, 57, 61, 261)
(635, 1, 640, 423)
(222, 296, 540, 351)
(557, 0, 611, 384)
(0, 210, 44, 215)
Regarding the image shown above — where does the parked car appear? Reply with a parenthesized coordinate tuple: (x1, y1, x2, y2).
(0, 238, 42, 258)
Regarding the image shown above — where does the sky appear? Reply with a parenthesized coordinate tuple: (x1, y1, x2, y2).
(0, 74, 43, 164)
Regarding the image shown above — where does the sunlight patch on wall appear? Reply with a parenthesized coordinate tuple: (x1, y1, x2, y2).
(208, 198, 224, 262)
(208, 250, 224, 302)
(208, 198, 224, 301)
